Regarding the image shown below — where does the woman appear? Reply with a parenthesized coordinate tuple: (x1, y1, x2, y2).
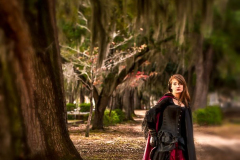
(142, 74, 196, 160)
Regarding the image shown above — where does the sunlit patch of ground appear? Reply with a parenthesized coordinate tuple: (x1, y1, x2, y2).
(194, 122, 240, 139)
(69, 110, 240, 160)
(69, 121, 146, 160)
(194, 123, 240, 160)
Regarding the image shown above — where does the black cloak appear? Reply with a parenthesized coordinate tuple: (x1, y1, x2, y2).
(143, 93, 196, 160)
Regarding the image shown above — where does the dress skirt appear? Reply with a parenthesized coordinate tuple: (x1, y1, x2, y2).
(170, 143, 185, 160)
(152, 143, 185, 160)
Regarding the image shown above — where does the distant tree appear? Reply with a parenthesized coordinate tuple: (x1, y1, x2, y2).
(191, 0, 240, 109)
(209, 0, 240, 92)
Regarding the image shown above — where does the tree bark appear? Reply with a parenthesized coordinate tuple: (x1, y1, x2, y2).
(0, 0, 82, 159)
(85, 71, 94, 137)
(123, 88, 134, 120)
(112, 91, 123, 110)
(187, 66, 195, 99)
(79, 84, 85, 104)
(134, 88, 141, 109)
(92, 94, 109, 129)
(69, 94, 75, 104)
(192, 36, 214, 110)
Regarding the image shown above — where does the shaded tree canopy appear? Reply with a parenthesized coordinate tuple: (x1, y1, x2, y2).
(58, 0, 240, 129)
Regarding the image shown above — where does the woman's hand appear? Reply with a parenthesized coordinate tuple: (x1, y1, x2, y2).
(149, 129, 157, 147)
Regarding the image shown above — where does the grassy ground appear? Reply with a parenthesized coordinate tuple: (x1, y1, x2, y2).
(69, 110, 240, 160)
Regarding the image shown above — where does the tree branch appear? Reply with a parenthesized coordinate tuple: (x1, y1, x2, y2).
(78, 11, 88, 24)
(60, 45, 90, 58)
(76, 24, 91, 33)
(109, 36, 133, 49)
(101, 47, 150, 96)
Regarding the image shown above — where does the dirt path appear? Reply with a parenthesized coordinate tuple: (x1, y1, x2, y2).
(194, 132, 240, 160)
(69, 110, 240, 160)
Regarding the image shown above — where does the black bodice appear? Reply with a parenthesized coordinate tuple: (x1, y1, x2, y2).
(156, 105, 186, 152)
(160, 105, 185, 137)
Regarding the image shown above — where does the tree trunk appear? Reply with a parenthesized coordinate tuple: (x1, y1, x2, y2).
(112, 90, 122, 110)
(0, 1, 82, 159)
(123, 88, 134, 120)
(69, 94, 75, 104)
(79, 84, 85, 104)
(85, 95, 93, 136)
(192, 37, 214, 110)
(134, 88, 141, 109)
(85, 83, 94, 137)
(69, 82, 77, 104)
(92, 94, 110, 129)
(187, 66, 195, 99)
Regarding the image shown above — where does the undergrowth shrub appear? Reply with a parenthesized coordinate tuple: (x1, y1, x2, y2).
(83, 113, 89, 121)
(103, 109, 120, 126)
(66, 103, 77, 111)
(67, 115, 75, 120)
(193, 105, 223, 125)
(114, 109, 126, 122)
(91, 109, 126, 126)
(79, 103, 91, 112)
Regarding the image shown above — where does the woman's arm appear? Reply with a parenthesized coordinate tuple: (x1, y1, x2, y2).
(146, 97, 171, 126)
(142, 97, 172, 139)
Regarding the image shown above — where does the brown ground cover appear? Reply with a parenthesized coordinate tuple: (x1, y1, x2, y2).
(69, 110, 240, 160)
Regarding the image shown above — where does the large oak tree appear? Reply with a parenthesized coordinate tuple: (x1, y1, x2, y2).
(0, 0, 82, 159)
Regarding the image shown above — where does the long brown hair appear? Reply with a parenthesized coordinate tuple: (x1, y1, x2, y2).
(168, 74, 191, 107)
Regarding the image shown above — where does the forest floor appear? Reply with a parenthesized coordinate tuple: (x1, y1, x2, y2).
(69, 110, 240, 160)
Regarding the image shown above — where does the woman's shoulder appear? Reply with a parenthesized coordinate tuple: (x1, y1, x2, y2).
(157, 96, 173, 107)
(158, 93, 174, 103)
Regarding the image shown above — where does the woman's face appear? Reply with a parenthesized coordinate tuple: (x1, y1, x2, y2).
(171, 79, 184, 95)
